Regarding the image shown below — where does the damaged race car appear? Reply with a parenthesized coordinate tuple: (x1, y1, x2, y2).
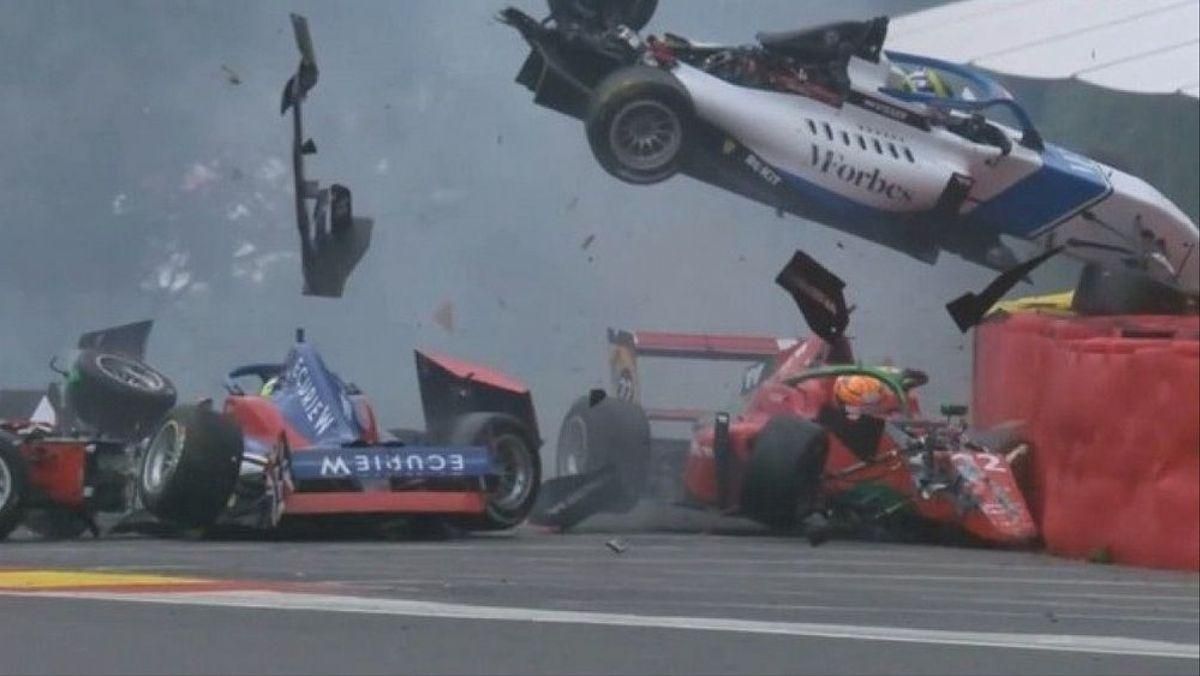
(533, 250, 1036, 547)
(0, 321, 177, 540)
(0, 324, 542, 540)
(502, 1, 1199, 311)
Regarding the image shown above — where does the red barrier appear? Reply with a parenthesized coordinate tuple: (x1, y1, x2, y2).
(974, 312, 1199, 570)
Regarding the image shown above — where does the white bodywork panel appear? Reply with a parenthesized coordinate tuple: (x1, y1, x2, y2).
(674, 62, 967, 213)
(670, 55, 1199, 292)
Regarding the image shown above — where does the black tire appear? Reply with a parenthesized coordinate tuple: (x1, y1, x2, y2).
(0, 433, 29, 541)
(555, 394, 650, 512)
(449, 413, 542, 531)
(585, 65, 692, 185)
(67, 350, 176, 437)
(741, 416, 828, 530)
(139, 404, 243, 529)
(1071, 263, 1193, 316)
(23, 509, 89, 540)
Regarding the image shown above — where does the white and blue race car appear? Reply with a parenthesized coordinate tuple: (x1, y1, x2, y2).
(503, 1, 1199, 311)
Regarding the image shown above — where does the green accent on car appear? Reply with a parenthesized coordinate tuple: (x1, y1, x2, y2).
(838, 482, 911, 516)
(783, 364, 912, 408)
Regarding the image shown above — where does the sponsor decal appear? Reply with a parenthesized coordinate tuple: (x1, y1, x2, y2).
(317, 451, 467, 477)
(745, 153, 782, 187)
(286, 358, 339, 436)
(810, 145, 913, 203)
(741, 361, 767, 394)
(848, 92, 930, 131)
(289, 446, 491, 481)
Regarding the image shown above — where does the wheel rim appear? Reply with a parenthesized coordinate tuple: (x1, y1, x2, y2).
(557, 416, 588, 476)
(609, 99, 682, 172)
(0, 455, 12, 508)
(97, 354, 164, 392)
(488, 432, 536, 513)
(143, 420, 183, 494)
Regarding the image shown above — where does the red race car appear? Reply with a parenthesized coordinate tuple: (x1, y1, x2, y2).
(534, 251, 1035, 547)
(0, 324, 542, 540)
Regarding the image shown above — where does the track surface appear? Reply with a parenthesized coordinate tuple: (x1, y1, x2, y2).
(2, 515, 1197, 675)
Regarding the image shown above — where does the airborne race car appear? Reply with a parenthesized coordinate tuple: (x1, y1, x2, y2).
(0, 325, 542, 541)
(533, 251, 1036, 546)
(502, 1, 1200, 310)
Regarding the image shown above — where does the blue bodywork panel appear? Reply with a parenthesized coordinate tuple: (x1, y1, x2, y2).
(966, 144, 1112, 237)
(271, 343, 368, 445)
(290, 445, 493, 481)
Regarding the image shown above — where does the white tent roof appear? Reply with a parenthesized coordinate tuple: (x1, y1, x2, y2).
(887, 0, 1200, 99)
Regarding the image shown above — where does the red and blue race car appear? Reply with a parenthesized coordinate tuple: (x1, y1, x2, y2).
(0, 326, 542, 540)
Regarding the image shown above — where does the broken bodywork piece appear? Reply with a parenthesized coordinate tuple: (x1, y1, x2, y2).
(281, 14, 374, 298)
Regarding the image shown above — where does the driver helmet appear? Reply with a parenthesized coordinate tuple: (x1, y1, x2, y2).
(903, 67, 956, 98)
(833, 374, 898, 418)
(260, 376, 280, 397)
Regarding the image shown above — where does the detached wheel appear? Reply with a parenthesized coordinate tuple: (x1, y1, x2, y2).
(556, 394, 651, 512)
(67, 350, 176, 436)
(586, 66, 692, 185)
(139, 405, 243, 529)
(741, 416, 828, 530)
(449, 413, 541, 531)
(0, 433, 29, 541)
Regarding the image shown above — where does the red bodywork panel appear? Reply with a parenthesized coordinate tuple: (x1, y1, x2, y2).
(19, 440, 88, 509)
(223, 393, 382, 451)
(282, 491, 486, 516)
(617, 331, 793, 361)
(415, 350, 531, 395)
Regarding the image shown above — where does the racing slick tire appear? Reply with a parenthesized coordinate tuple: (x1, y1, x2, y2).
(0, 432, 30, 541)
(67, 349, 177, 437)
(555, 394, 651, 512)
(741, 416, 828, 530)
(586, 65, 692, 185)
(1071, 263, 1193, 316)
(23, 509, 89, 540)
(138, 404, 243, 529)
(448, 412, 542, 531)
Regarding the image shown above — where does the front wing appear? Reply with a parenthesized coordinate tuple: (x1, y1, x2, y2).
(267, 444, 494, 523)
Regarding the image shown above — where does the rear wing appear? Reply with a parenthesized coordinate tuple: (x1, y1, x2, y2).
(607, 328, 796, 422)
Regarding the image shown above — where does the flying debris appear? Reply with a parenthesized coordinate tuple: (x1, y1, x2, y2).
(432, 300, 456, 334)
(220, 64, 242, 86)
(280, 13, 374, 298)
(945, 246, 1063, 332)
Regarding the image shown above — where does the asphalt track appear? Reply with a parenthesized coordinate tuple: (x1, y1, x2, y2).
(1, 510, 1197, 675)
